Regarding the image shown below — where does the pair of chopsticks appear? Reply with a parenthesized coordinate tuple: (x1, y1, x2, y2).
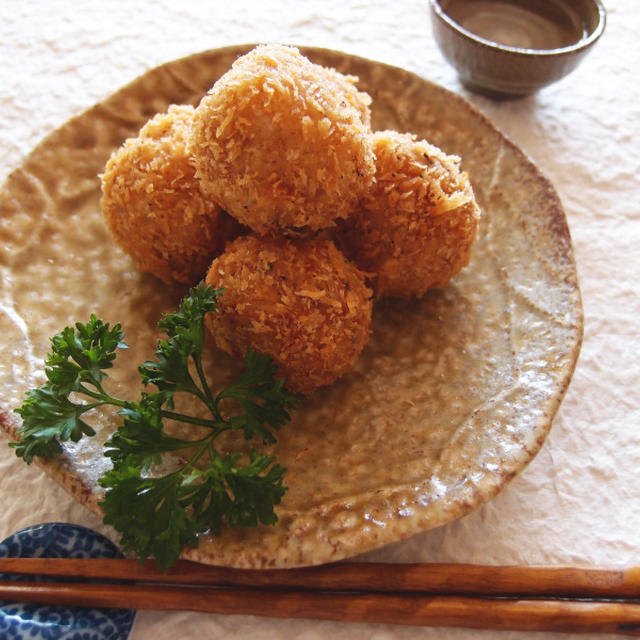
(1, 559, 640, 635)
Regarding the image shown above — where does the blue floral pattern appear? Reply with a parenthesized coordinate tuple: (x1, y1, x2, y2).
(0, 523, 136, 640)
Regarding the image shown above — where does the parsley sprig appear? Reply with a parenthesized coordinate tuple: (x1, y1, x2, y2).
(11, 284, 296, 569)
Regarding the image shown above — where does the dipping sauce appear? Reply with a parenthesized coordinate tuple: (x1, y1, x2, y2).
(441, 0, 586, 50)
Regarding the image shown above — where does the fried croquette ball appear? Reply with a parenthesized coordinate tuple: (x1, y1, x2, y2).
(205, 235, 373, 395)
(334, 130, 481, 299)
(190, 44, 376, 235)
(101, 104, 244, 284)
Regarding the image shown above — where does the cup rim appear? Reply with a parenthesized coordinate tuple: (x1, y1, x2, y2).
(429, 0, 606, 57)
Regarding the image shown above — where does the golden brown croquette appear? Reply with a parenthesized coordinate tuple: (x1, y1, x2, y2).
(333, 130, 481, 299)
(205, 235, 373, 395)
(190, 44, 376, 235)
(101, 104, 244, 284)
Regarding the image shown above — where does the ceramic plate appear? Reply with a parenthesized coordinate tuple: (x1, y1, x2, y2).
(0, 45, 583, 568)
(0, 522, 135, 639)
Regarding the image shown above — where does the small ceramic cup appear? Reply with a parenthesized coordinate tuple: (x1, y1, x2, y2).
(429, 0, 606, 98)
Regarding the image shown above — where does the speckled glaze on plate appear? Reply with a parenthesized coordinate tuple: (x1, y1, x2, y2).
(0, 522, 135, 640)
(0, 45, 583, 568)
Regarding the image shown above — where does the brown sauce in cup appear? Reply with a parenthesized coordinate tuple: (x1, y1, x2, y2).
(441, 0, 586, 50)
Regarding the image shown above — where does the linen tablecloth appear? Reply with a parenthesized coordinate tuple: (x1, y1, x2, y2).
(1, 1, 638, 638)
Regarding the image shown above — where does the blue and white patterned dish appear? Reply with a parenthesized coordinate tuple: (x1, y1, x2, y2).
(0, 522, 136, 640)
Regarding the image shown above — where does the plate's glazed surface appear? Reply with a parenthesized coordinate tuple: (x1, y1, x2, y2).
(0, 45, 582, 568)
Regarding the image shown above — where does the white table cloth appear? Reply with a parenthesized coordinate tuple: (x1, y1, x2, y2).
(1, 1, 639, 638)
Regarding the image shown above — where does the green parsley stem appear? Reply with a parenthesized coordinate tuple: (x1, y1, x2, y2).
(77, 385, 128, 408)
(159, 410, 228, 432)
(191, 354, 226, 426)
(164, 437, 211, 480)
(194, 355, 216, 408)
(179, 375, 215, 413)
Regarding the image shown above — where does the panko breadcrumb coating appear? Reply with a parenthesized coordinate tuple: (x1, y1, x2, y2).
(205, 235, 373, 395)
(190, 44, 375, 235)
(323, 66, 372, 128)
(101, 104, 244, 284)
(333, 130, 481, 299)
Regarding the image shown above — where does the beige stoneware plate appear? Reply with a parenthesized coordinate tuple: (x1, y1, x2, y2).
(0, 45, 582, 568)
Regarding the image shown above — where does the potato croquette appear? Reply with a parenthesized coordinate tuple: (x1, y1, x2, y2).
(101, 104, 244, 284)
(190, 44, 376, 235)
(205, 235, 373, 395)
(333, 130, 481, 299)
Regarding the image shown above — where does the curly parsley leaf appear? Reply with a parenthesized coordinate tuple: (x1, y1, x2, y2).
(11, 386, 96, 462)
(99, 449, 287, 570)
(138, 284, 221, 395)
(98, 465, 196, 571)
(48, 316, 127, 392)
(11, 316, 126, 463)
(105, 393, 192, 470)
(218, 348, 297, 444)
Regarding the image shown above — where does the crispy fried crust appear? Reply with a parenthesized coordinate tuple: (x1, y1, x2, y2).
(333, 130, 481, 298)
(190, 44, 375, 234)
(322, 66, 372, 128)
(100, 104, 244, 284)
(205, 235, 373, 395)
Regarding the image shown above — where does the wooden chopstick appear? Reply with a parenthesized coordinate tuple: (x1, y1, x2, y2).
(1, 579, 640, 635)
(1, 560, 640, 635)
(1, 559, 640, 598)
